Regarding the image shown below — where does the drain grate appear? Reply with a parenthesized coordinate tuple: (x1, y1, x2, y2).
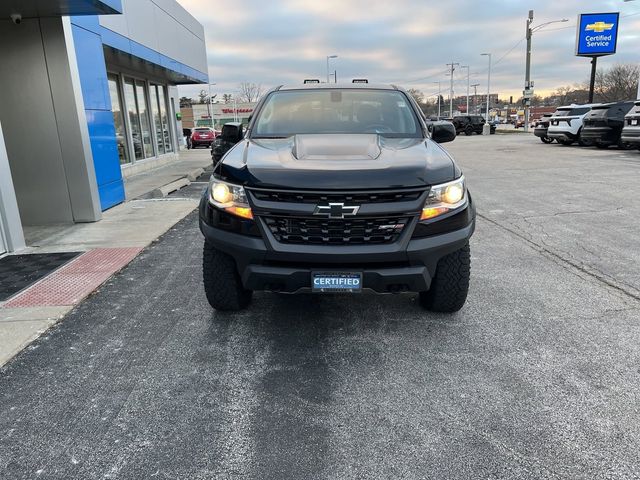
(0, 253, 81, 302)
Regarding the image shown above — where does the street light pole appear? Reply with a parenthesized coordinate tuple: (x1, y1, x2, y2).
(481, 53, 492, 127)
(432, 81, 442, 118)
(446, 62, 460, 118)
(326, 55, 338, 83)
(471, 83, 480, 114)
(208, 82, 216, 129)
(462, 65, 470, 115)
(525, 10, 533, 133)
(524, 14, 568, 131)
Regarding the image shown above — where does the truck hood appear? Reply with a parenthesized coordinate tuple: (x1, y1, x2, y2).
(216, 134, 457, 190)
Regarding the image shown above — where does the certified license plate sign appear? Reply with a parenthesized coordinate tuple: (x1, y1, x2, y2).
(312, 272, 362, 293)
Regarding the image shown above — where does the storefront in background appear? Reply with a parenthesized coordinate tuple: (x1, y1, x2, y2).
(181, 102, 258, 130)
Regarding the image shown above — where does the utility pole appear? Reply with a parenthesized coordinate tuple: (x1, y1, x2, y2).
(524, 10, 533, 133)
(446, 62, 459, 118)
(462, 65, 470, 115)
(471, 83, 480, 114)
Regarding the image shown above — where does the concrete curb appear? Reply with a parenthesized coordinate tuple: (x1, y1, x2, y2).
(187, 168, 205, 182)
(151, 177, 191, 198)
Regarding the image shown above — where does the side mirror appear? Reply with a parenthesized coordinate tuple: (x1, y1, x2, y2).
(221, 122, 243, 143)
(430, 121, 456, 144)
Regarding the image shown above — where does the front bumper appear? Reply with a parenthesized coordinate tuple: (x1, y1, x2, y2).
(200, 203, 475, 294)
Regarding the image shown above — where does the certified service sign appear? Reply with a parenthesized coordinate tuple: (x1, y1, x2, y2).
(576, 12, 620, 57)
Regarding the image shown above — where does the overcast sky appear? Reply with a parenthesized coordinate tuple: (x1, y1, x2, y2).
(176, 0, 640, 101)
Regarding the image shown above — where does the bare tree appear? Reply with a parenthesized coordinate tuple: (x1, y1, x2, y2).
(406, 88, 425, 105)
(197, 90, 209, 104)
(238, 83, 264, 103)
(591, 64, 640, 102)
(554, 85, 574, 106)
(222, 93, 233, 104)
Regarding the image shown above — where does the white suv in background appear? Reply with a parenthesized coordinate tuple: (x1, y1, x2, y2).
(547, 104, 598, 146)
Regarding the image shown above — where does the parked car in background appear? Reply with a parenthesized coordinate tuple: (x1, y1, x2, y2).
(191, 127, 216, 148)
(547, 105, 595, 146)
(581, 101, 636, 149)
(619, 101, 640, 150)
(452, 115, 495, 135)
(534, 113, 554, 143)
(211, 122, 244, 165)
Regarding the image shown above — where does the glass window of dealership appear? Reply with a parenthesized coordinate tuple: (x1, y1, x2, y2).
(108, 73, 174, 165)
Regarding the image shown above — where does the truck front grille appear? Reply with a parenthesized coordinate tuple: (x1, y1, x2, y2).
(263, 216, 411, 245)
(251, 189, 423, 204)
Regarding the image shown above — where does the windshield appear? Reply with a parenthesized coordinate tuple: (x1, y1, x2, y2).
(252, 89, 421, 138)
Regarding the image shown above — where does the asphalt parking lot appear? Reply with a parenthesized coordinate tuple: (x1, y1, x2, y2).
(1, 134, 640, 479)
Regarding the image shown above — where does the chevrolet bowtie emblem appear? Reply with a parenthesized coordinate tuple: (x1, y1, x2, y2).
(314, 203, 360, 218)
(585, 21, 614, 33)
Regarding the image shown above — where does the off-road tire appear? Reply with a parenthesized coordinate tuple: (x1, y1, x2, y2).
(420, 243, 470, 313)
(203, 241, 252, 311)
(465, 126, 474, 136)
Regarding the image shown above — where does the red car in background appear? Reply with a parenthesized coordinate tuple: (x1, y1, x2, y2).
(190, 127, 216, 148)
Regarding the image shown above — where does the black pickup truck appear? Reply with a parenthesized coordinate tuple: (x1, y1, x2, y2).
(199, 82, 475, 312)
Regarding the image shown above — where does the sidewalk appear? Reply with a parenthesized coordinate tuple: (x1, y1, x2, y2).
(0, 149, 213, 366)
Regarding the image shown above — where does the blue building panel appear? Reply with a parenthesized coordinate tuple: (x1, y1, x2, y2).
(72, 25, 111, 111)
(71, 20, 125, 211)
(99, 26, 208, 83)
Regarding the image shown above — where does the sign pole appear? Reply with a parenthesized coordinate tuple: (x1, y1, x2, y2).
(588, 56, 598, 103)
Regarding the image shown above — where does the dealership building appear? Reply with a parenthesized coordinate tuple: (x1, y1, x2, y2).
(0, 0, 208, 254)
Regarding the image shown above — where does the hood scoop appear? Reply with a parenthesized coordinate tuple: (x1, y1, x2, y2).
(292, 134, 381, 161)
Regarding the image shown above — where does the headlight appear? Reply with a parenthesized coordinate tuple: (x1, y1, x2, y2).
(421, 176, 467, 221)
(208, 178, 253, 220)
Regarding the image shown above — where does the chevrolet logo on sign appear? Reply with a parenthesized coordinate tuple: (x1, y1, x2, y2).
(585, 21, 614, 33)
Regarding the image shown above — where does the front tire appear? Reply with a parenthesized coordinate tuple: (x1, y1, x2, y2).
(420, 243, 470, 313)
(465, 126, 474, 136)
(541, 136, 554, 144)
(203, 241, 252, 311)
